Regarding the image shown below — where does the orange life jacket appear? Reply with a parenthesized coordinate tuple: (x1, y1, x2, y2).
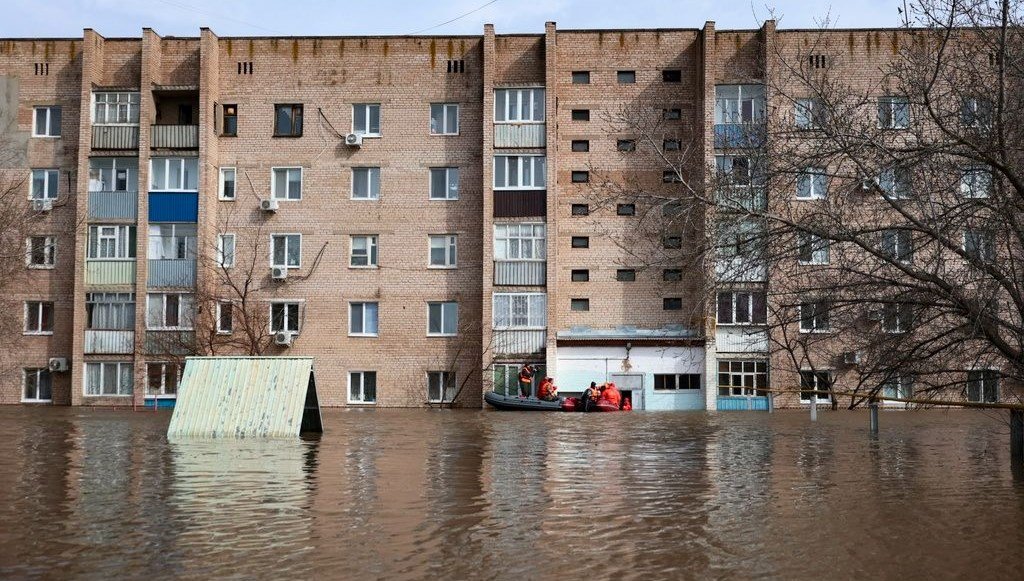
(600, 385, 622, 409)
(538, 380, 555, 399)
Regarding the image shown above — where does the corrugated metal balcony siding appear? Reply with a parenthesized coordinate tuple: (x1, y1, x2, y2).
(494, 191, 546, 218)
(148, 259, 196, 287)
(494, 260, 546, 286)
(494, 123, 546, 148)
(91, 125, 139, 149)
(151, 125, 199, 149)
(85, 260, 136, 285)
(492, 329, 546, 355)
(145, 331, 195, 355)
(84, 330, 135, 354)
(88, 191, 138, 220)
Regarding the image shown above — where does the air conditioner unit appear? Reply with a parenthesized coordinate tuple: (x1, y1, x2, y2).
(271, 266, 288, 280)
(345, 133, 363, 147)
(843, 351, 862, 365)
(274, 331, 295, 346)
(33, 199, 54, 212)
(260, 198, 279, 212)
(48, 357, 69, 372)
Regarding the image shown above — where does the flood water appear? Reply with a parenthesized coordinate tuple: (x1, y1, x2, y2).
(1, 408, 1023, 580)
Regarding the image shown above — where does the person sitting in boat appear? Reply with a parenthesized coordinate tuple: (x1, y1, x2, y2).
(581, 382, 600, 412)
(518, 364, 536, 397)
(599, 382, 622, 409)
(537, 377, 558, 401)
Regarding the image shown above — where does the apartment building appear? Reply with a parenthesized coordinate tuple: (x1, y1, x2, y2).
(0, 21, 1013, 409)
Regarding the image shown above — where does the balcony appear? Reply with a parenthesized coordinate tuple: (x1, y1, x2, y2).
(92, 125, 139, 150)
(494, 260, 546, 286)
(88, 191, 138, 220)
(145, 330, 195, 355)
(151, 125, 199, 149)
(85, 260, 136, 286)
(493, 329, 546, 355)
(148, 259, 196, 287)
(84, 330, 135, 354)
(715, 327, 769, 352)
(715, 257, 767, 282)
(494, 191, 546, 218)
(494, 123, 546, 148)
(716, 187, 767, 212)
(714, 123, 765, 149)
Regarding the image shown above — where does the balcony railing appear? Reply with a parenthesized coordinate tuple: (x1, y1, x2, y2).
(716, 187, 767, 212)
(85, 260, 136, 286)
(88, 191, 138, 220)
(92, 125, 139, 150)
(494, 260, 546, 286)
(715, 257, 767, 282)
(145, 331, 195, 355)
(151, 125, 199, 149)
(494, 123, 546, 148)
(492, 329, 546, 355)
(84, 330, 135, 354)
(148, 259, 196, 287)
(715, 327, 769, 352)
(714, 123, 765, 149)
(494, 191, 546, 218)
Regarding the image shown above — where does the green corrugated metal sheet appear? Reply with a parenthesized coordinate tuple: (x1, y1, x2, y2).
(167, 357, 320, 439)
(85, 260, 136, 285)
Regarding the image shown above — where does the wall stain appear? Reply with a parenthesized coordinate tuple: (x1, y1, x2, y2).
(429, 39, 436, 69)
(291, 39, 299, 62)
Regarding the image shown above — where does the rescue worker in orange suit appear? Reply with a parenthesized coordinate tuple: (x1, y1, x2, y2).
(518, 364, 535, 397)
(537, 377, 558, 401)
(599, 382, 622, 409)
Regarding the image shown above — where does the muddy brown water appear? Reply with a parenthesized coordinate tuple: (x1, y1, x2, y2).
(1, 407, 1023, 580)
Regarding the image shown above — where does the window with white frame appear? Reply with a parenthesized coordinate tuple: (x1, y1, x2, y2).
(800, 370, 832, 403)
(798, 232, 830, 264)
(26, 236, 56, 268)
(88, 225, 136, 259)
(150, 158, 198, 191)
(146, 293, 194, 330)
(217, 234, 235, 268)
(715, 155, 765, 210)
(492, 293, 546, 329)
(714, 85, 766, 124)
(89, 158, 137, 192)
(966, 369, 998, 403)
(960, 168, 992, 198)
(494, 223, 546, 260)
(428, 301, 458, 336)
(24, 301, 54, 334)
(494, 88, 545, 123)
(964, 228, 995, 262)
(148, 224, 196, 260)
(716, 290, 767, 325)
(271, 234, 301, 268)
(494, 155, 546, 189)
(717, 360, 768, 396)
(270, 301, 300, 333)
(881, 302, 914, 333)
(881, 229, 914, 263)
(33, 106, 61, 137)
(216, 301, 233, 334)
(795, 98, 825, 129)
(796, 168, 828, 199)
(353, 103, 381, 136)
(84, 362, 134, 396)
(31, 169, 59, 200)
(271, 167, 302, 200)
(878, 166, 912, 199)
(799, 300, 831, 332)
(429, 235, 457, 267)
(23, 368, 52, 402)
(349, 371, 377, 404)
(146, 362, 179, 397)
(881, 375, 914, 400)
(877, 96, 910, 129)
(430, 103, 459, 135)
(219, 167, 236, 200)
(427, 371, 457, 403)
(492, 363, 546, 396)
(654, 374, 701, 390)
(349, 302, 379, 336)
(93, 92, 140, 124)
(350, 235, 378, 267)
(352, 167, 381, 199)
(86, 292, 135, 330)
(429, 167, 459, 200)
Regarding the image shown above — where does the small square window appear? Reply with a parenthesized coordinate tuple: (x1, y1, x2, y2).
(353, 103, 382, 136)
(663, 269, 683, 281)
(571, 204, 589, 216)
(617, 139, 636, 152)
(572, 71, 590, 84)
(571, 140, 590, 152)
(571, 236, 590, 248)
(617, 71, 636, 84)
(616, 269, 636, 282)
(663, 170, 682, 183)
(350, 235, 379, 267)
(662, 70, 682, 83)
(571, 171, 589, 183)
(33, 106, 61, 137)
(663, 236, 682, 249)
(572, 109, 590, 121)
(571, 269, 589, 282)
(616, 203, 635, 216)
(664, 139, 681, 151)
(663, 297, 683, 310)
(663, 108, 682, 120)
(571, 298, 590, 311)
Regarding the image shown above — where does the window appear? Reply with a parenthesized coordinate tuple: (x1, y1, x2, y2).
(493, 363, 546, 397)
(798, 232, 830, 264)
(494, 88, 545, 122)
(617, 70, 636, 84)
(877, 96, 910, 129)
(222, 104, 237, 136)
(616, 269, 636, 282)
(881, 302, 914, 333)
(800, 370, 832, 403)
(270, 167, 302, 200)
(663, 297, 682, 310)
(808, 54, 828, 68)
(350, 235, 379, 267)
(964, 228, 995, 262)
(352, 167, 381, 199)
(571, 203, 589, 216)
(349, 371, 377, 404)
(219, 167, 236, 200)
(427, 371, 457, 403)
(961, 96, 992, 129)
(492, 293, 546, 329)
(715, 85, 766, 124)
(216, 301, 233, 334)
(617, 203, 635, 216)
(150, 158, 199, 191)
(147, 293, 193, 329)
(84, 362, 133, 396)
(429, 167, 459, 200)
(217, 234, 235, 268)
(663, 108, 682, 120)
(570, 298, 590, 311)
(664, 139, 681, 151)
(795, 98, 825, 129)
(146, 362, 179, 397)
(571, 109, 590, 121)
(93, 92, 140, 124)
(718, 360, 767, 396)
(493, 155, 546, 189)
(88, 159, 135, 197)
(717, 291, 767, 325)
(33, 106, 61, 137)
(881, 375, 914, 400)
(349, 302, 379, 336)
(878, 167, 912, 200)
(274, 104, 303, 136)
(270, 302, 300, 333)
(571, 269, 589, 282)
(717, 220, 764, 259)
(30, 169, 58, 200)
(87, 225, 136, 259)
(429, 234, 458, 267)
(966, 369, 998, 403)
(617, 139, 636, 152)
(880, 229, 914, 263)
(571, 71, 590, 84)
(148, 224, 196, 260)
(663, 236, 682, 249)
(796, 168, 828, 199)
(662, 70, 682, 83)
(663, 269, 682, 281)
(27, 236, 56, 268)
(271, 234, 301, 268)
(428, 301, 459, 336)
(24, 301, 54, 334)
(799, 300, 831, 332)
(23, 368, 52, 402)
(571, 171, 589, 183)
(571, 236, 589, 248)
(654, 374, 700, 390)
(430, 103, 459, 135)
(571, 140, 590, 152)
(86, 293, 135, 330)
(960, 168, 992, 198)
(663, 170, 682, 184)
(494, 224, 546, 259)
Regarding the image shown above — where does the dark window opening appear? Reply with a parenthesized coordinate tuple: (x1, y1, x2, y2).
(571, 203, 590, 216)
(274, 104, 303, 137)
(662, 70, 682, 83)
(447, 60, 466, 73)
(663, 269, 683, 281)
(571, 140, 590, 152)
(572, 71, 590, 84)
(663, 170, 683, 183)
(572, 109, 590, 121)
(617, 203, 635, 216)
(663, 297, 683, 310)
(571, 298, 590, 311)
(663, 108, 682, 120)
(616, 269, 636, 282)
(617, 70, 636, 84)
(663, 236, 682, 249)
(571, 236, 590, 248)
(664, 139, 681, 151)
(223, 104, 238, 136)
(237, 62, 254, 74)
(617, 139, 636, 152)
(571, 171, 590, 183)
(571, 269, 590, 282)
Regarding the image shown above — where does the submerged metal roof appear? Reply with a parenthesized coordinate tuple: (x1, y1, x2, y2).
(167, 356, 320, 439)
